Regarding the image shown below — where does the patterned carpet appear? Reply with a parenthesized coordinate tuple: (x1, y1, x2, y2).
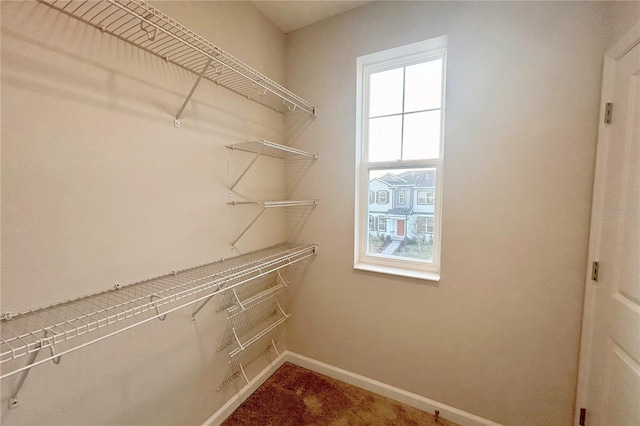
(221, 362, 459, 426)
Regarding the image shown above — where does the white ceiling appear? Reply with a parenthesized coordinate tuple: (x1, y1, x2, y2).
(252, 1, 371, 33)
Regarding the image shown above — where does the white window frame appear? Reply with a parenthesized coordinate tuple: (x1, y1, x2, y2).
(398, 190, 405, 204)
(354, 36, 446, 282)
(377, 216, 387, 232)
(368, 190, 375, 204)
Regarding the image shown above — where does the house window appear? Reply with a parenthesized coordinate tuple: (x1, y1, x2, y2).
(426, 217, 434, 234)
(377, 216, 387, 232)
(376, 190, 388, 204)
(417, 217, 426, 233)
(417, 189, 435, 205)
(355, 36, 446, 281)
(418, 216, 435, 234)
(368, 191, 374, 204)
(369, 215, 375, 231)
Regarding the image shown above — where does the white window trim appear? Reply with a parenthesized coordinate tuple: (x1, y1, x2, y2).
(377, 190, 388, 204)
(398, 190, 405, 204)
(354, 36, 446, 282)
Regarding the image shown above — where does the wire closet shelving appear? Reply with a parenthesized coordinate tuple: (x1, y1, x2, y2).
(227, 140, 318, 194)
(0, 243, 317, 382)
(38, 0, 316, 123)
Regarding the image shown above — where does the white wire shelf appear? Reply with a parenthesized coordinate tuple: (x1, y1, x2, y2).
(227, 141, 318, 194)
(228, 200, 318, 247)
(228, 200, 318, 208)
(229, 303, 290, 359)
(228, 140, 318, 160)
(38, 0, 316, 118)
(226, 275, 288, 318)
(0, 242, 317, 380)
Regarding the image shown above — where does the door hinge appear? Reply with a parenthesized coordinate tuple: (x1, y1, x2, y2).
(579, 407, 586, 425)
(604, 102, 612, 124)
(591, 261, 599, 281)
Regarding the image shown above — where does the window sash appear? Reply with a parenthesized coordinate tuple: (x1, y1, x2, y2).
(355, 36, 446, 279)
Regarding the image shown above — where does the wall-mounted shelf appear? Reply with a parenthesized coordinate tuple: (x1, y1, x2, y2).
(229, 302, 289, 359)
(228, 140, 318, 160)
(38, 0, 316, 124)
(227, 140, 318, 194)
(228, 200, 319, 247)
(0, 243, 317, 381)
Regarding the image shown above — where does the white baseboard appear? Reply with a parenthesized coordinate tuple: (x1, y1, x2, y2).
(284, 351, 502, 426)
(201, 352, 287, 426)
(203, 350, 502, 426)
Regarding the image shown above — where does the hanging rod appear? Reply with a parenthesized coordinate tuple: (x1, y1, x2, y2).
(0, 242, 317, 380)
(38, 0, 317, 118)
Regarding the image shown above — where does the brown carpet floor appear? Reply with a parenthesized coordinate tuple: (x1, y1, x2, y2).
(221, 362, 459, 426)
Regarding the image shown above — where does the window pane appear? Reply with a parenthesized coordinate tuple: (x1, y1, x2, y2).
(369, 68, 403, 117)
(367, 167, 436, 263)
(404, 59, 442, 113)
(402, 110, 441, 160)
(368, 115, 402, 162)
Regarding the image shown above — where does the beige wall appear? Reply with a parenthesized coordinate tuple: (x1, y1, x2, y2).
(284, 2, 626, 425)
(2, 1, 639, 425)
(607, 1, 640, 48)
(1, 1, 287, 424)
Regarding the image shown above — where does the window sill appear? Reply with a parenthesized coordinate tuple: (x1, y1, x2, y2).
(353, 263, 440, 282)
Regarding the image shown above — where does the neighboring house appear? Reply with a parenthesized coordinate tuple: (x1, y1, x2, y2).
(368, 170, 435, 241)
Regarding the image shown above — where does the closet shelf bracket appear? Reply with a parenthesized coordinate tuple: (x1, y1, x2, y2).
(174, 58, 213, 128)
(7, 330, 61, 410)
(227, 140, 318, 196)
(228, 200, 318, 248)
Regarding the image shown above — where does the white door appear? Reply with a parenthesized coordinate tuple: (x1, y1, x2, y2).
(576, 25, 640, 426)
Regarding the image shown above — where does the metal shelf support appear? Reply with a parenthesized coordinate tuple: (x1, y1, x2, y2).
(227, 141, 318, 196)
(228, 200, 318, 248)
(38, 0, 317, 120)
(1, 243, 317, 381)
(175, 58, 212, 128)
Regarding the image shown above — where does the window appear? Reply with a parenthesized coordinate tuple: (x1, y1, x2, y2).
(377, 190, 388, 204)
(417, 216, 435, 234)
(377, 216, 387, 232)
(355, 36, 446, 281)
(417, 189, 435, 205)
(369, 215, 375, 231)
(417, 217, 426, 233)
(368, 191, 374, 204)
(426, 217, 434, 234)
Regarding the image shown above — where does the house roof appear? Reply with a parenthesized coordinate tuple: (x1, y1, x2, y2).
(375, 173, 409, 186)
(372, 170, 435, 188)
(386, 207, 413, 215)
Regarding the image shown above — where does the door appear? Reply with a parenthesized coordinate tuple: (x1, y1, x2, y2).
(396, 220, 405, 237)
(576, 27, 640, 426)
